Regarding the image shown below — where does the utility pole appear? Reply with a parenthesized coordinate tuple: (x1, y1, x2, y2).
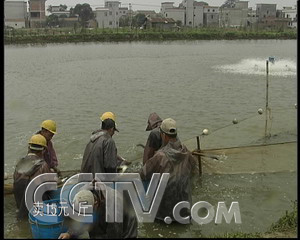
(129, 3, 132, 30)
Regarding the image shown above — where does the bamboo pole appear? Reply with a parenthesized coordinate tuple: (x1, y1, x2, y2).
(196, 136, 202, 176)
(192, 151, 220, 160)
(265, 60, 269, 138)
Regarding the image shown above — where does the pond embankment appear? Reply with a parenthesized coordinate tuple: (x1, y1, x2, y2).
(4, 28, 297, 45)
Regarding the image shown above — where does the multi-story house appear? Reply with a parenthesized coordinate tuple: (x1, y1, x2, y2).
(161, 0, 213, 27)
(281, 6, 297, 28)
(203, 5, 219, 27)
(256, 3, 290, 30)
(95, 1, 128, 28)
(161, 2, 185, 26)
(4, 0, 28, 28)
(219, 1, 249, 28)
(28, 0, 47, 28)
(256, 3, 276, 22)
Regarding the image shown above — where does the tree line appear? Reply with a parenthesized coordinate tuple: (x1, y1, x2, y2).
(46, 3, 149, 28)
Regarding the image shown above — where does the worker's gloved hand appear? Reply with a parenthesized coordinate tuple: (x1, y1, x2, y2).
(58, 233, 71, 239)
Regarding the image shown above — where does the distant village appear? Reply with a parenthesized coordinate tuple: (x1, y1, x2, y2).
(4, 0, 298, 30)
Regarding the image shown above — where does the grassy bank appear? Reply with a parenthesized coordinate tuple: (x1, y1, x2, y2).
(4, 27, 297, 45)
(208, 200, 297, 238)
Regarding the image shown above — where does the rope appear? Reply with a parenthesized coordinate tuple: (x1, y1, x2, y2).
(182, 106, 296, 147)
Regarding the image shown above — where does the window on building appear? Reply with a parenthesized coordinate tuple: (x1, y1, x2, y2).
(166, 13, 168, 17)
(116, 21, 118, 25)
(120, 11, 122, 13)
(264, 14, 266, 18)
(123, 11, 125, 14)
(208, 9, 210, 12)
(109, 21, 112, 25)
(211, 15, 213, 19)
(109, 11, 112, 15)
(189, 21, 192, 24)
(105, 12, 107, 16)
(116, 12, 118, 15)
(109, 4, 112, 7)
(267, 10, 269, 14)
(31, 12, 40, 18)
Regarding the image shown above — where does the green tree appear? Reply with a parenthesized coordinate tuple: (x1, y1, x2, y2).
(132, 13, 146, 27)
(71, 3, 94, 27)
(59, 4, 67, 11)
(119, 15, 130, 27)
(46, 14, 59, 27)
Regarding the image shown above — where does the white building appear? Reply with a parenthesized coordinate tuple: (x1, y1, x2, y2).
(95, 1, 127, 28)
(161, 0, 216, 27)
(161, 2, 185, 25)
(181, 0, 194, 26)
(4, 0, 28, 28)
(281, 6, 297, 28)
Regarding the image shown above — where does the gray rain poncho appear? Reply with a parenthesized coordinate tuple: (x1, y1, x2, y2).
(81, 129, 118, 176)
(140, 138, 196, 221)
(13, 153, 52, 219)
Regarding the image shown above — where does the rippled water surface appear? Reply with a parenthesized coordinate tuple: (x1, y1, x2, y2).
(4, 40, 297, 238)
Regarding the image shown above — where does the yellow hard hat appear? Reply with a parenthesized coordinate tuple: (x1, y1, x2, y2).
(28, 134, 47, 150)
(100, 112, 116, 122)
(41, 120, 57, 134)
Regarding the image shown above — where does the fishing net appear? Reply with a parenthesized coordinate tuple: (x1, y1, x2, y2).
(183, 107, 297, 174)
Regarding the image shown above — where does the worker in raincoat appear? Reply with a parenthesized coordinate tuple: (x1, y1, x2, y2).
(13, 134, 54, 220)
(37, 120, 60, 174)
(143, 112, 163, 165)
(58, 182, 138, 239)
(81, 112, 128, 177)
(140, 118, 196, 222)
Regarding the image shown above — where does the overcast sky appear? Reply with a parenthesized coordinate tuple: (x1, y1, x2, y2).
(7, 0, 297, 11)
(43, 0, 297, 11)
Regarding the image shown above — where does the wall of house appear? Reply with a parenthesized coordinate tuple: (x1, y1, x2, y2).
(95, 1, 122, 28)
(119, 8, 128, 17)
(256, 4, 276, 22)
(203, 7, 219, 27)
(161, 2, 174, 14)
(95, 10, 110, 28)
(235, 1, 248, 10)
(4, 1, 27, 28)
(193, 5, 204, 27)
(163, 9, 185, 25)
(183, 0, 194, 26)
(29, 0, 46, 18)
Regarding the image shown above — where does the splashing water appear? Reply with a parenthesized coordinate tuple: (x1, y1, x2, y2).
(215, 58, 296, 77)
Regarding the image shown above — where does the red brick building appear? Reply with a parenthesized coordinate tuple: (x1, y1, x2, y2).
(28, 0, 47, 28)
